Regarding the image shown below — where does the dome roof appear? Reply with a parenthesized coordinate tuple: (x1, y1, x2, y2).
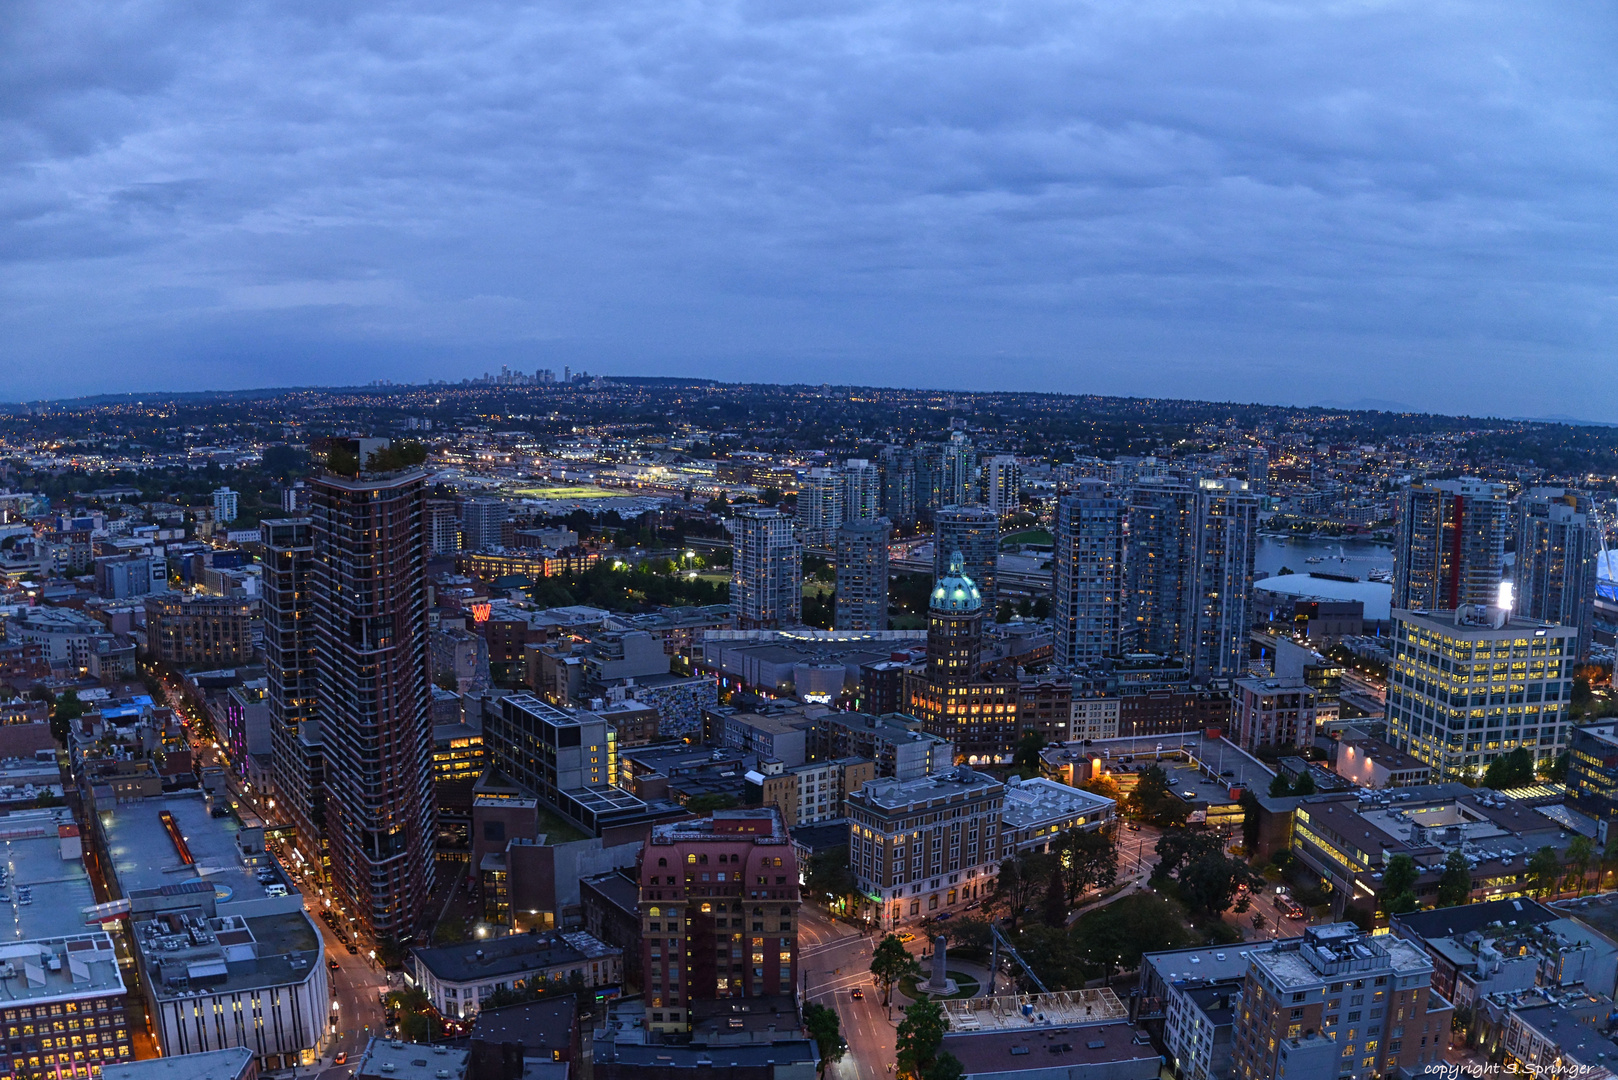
(930, 551, 982, 614)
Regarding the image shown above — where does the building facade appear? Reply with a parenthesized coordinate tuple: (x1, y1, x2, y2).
(1513, 487, 1600, 660)
(311, 466, 436, 946)
(1052, 484, 1126, 667)
(834, 517, 890, 632)
(728, 508, 803, 630)
(1230, 923, 1452, 1080)
(795, 469, 843, 548)
(1184, 479, 1259, 680)
(144, 594, 256, 668)
(261, 518, 326, 879)
(1386, 607, 1578, 780)
(1392, 479, 1510, 612)
(846, 767, 1005, 929)
(1231, 677, 1318, 754)
(636, 809, 800, 1035)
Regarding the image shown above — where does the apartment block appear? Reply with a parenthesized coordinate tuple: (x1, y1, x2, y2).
(746, 757, 875, 828)
(1230, 924, 1451, 1080)
(845, 766, 1005, 929)
(636, 809, 800, 1035)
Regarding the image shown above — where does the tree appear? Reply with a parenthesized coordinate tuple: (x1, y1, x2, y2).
(1071, 891, 1196, 974)
(1565, 835, 1594, 896)
(1012, 924, 1087, 991)
(803, 1003, 845, 1079)
(1013, 732, 1046, 777)
(991, 852, 1055, 928)
(1542, 750, 1571, 783)
(805, 847, 861, 911)
(1482, 748, 1535, 790)
(896, 1000, 948, 1080)
(1268, 772, 1292, 797)
(871, 934, 920, 1007)
(1290, 769, 1316, 796)
(1528, 846, 1562, 898)
(50, 691, 85, 745)
(1380, 854, 1420, 916)
(1239, 790, 1261, 851)
(1130, 766, 1188, 827)
(1056, 828, 1118, 903)
(1435, 850, 1472, 908)
(925, 1052, 965, 1080)
(1042, 865, 1068, 927)
(1080, 773, 1121, 801)
(945, 916, 993, 954)
(1153, 829, 1222, 881)
(1175, 846, 1265, 917)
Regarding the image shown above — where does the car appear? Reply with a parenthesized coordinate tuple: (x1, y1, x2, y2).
(1126, 822, 1141, 832)
(333, 1053, 347, 1067)
(347, 943, 359, 954)
(1181, 791, 1197, 799)
(851, 988, 864, 1000)
(1284, 906, 1306, 920)
(933, 911, 953, 922)
(328, 958, 340, 970)
(1220, 770, 1235, 777)
(898, 932, 916, 943)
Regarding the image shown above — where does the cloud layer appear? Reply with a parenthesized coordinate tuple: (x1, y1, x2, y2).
(3, 0, 1616, 414)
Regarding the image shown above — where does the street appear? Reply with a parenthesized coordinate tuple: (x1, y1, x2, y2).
(316, 911, 391, 1064)
(799, 908, 890, 1080)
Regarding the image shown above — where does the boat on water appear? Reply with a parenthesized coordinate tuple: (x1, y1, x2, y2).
(1305, 557, 1324, 564)
(1368, 568, 1393, 583)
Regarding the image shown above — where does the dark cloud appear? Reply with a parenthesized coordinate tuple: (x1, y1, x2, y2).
(2, 0, 1616, 414)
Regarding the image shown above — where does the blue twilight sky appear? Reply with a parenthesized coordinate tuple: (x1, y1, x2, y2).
(3, 1, 1616, 416)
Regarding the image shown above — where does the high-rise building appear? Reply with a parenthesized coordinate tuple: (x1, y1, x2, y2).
(1514, 487, 1601, 659)
(794, 468, 843, 547)
(980, 455, 1020, 520)
(1052, 484, 1125, 667)
(1185, 478, 1259, 679)
(261, 518, 326, 878)
(461, 497, 508, 552)
(939, 432, 978, 507)
(834, 517, 890, 631)
(878, 446, 917, 528)
(1392, 478, 1510, 612)
(1126, 480, 1198, 656)
(636, 808, 800, 1034)
(1231, 676, 1317, 753)
(903, 554, 1019, 762)
(840, 459, 881, 521)
(212, 486, 239, 524)
(728, 507, 803, 630)
(1387, 606, 1577, 780)
(427, 497, 461, 556)
(1230, 924, 1451, 1080)
(311, 466, 436, 947)
(933, 505, 999, 611)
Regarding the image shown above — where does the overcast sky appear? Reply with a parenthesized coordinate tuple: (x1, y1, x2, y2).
(3, 1, 1615, 416)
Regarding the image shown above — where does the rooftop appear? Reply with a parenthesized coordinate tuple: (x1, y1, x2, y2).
(354, 1038, 470, 1080)
(999, 777, 1114, 830)
(101, 791, 292, 913)
(940, 1020, 1159, 1079)
(649, 807, 788, 845)
(101, 1047, 254, 1080)
(1253, 924, 1433, 987)
(469, 997, 576, 1054)
(940, 990, 1128, 1033)
(412, 929, 615, 985)
(131, 907, 322, 1000)
(0, 807, 102, 941)
(851, 767, 1004, 813)
(1143, 942, 1269, 988)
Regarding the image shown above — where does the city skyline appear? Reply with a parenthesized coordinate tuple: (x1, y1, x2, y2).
(4, 4, 1616, 417)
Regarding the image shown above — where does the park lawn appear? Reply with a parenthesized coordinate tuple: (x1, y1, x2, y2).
(1001, 528, 1054, 547)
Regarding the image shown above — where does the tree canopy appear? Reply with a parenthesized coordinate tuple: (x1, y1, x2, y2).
(1482, 748, 1535, 790)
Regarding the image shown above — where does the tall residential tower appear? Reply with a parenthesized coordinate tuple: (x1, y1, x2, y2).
(311, 466, 437, 947)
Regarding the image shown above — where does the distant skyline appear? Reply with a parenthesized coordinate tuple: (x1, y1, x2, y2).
(4, 2, 1616, 418)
